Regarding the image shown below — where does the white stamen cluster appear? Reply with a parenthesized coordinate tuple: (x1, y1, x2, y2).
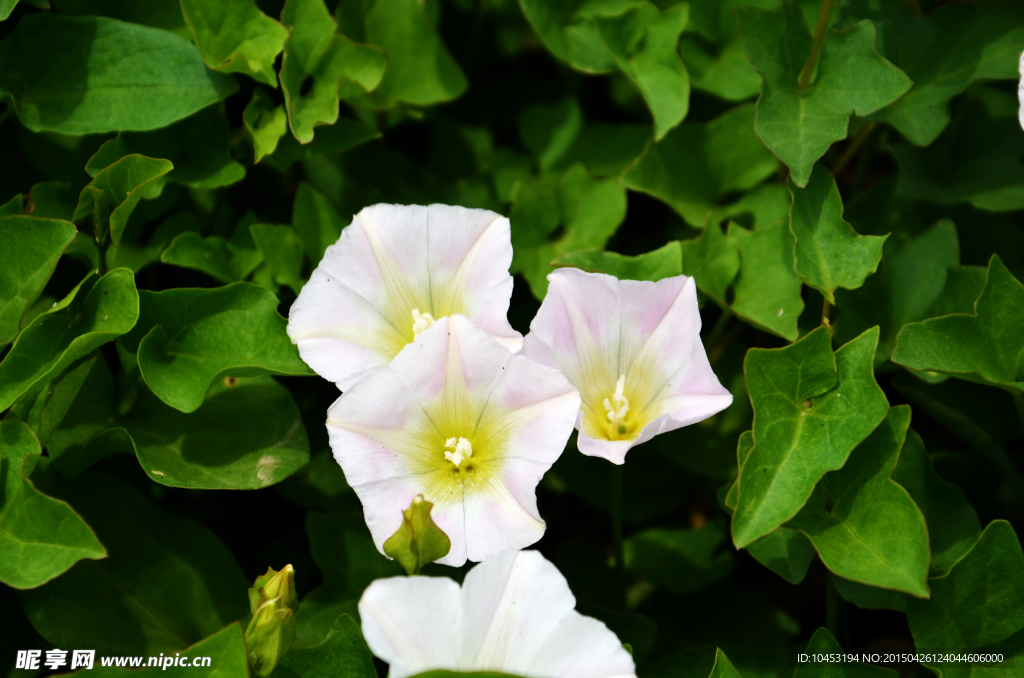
(412, 308, 436, 339)
(444, 436, 473, 467)
(603, 375, 629, 425)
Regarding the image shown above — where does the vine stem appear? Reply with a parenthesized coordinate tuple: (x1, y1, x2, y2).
(831, 122, 877, 179)
(611, 463, 626, 608)
(821, 297, 832, 329)
(799, 0, 835, 89)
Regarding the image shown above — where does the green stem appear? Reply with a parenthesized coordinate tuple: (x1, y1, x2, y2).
(821, 297, 831, 329)
(706, 308, 734, 351)
(611, 463, 626, 608)
(799, 0, 835, 89)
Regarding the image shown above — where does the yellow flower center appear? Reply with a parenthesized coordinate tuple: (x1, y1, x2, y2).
(444, 436, 473, 467)
(603, 375, 630, 434)
(411, 308, 436, 339)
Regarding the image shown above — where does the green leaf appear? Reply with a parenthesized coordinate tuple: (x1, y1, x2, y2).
(336, 0, 468, 108)
(788, 164, 886, 304)
(842, 0, 1024, 146)
(709, 648, 745, 678)
(181, 0, 288, 87)
(244, 88, 290, 164)
(0, 215, 76, 346)
(250, 224, 306, 294)
(732, 326, 890, 548)
(551, 242, 682, 282)
(728, 221, 804, 341)
(279, 0, 386, 144)
(42, 355, 309, 488)
(624, 521, 736, 595)
(86, 624, 250, 676)
(680, 0, 777, 101)
(128, 377, 310, 490)
(0, 13, 237, 135)
(121, 283, 314, 413)
(835, 219, 960, 356)
(382, 495, 451, 576)
(679, 220, 740, 305)
(510, 164, 627, 299)
(623, 104, 778, 226)
(517, 0, 633, 74)
(746, 527, 816, 585)
(48, 0, 189, 37)
(85, 111, 245, 194)
(160, 232, 264, 284)
(518, 98, 584, 172)
(892, 98, 1024, 212)
(892, 256, 1024, 393)
(72, 155, 174, 251)
(274, 613, 376, 678)
(594, 2, 690, 140)
(891, 428, 981, 575)
(292, 182, 344, 265)
(798, 628, 896, 678)
(788, 406, 930, 597)
(735, 0, 911, 187)
(17, 470, 249, 654)
(0, 419, 105, 590)
(0, 269, 139, 412)
(907, 521, 1024, 677)
(264, 117, 380, 170)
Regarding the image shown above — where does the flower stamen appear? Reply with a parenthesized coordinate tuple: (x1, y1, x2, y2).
(412, 309, 436, 339)
(444, 436, 473, 467)
(603, 375, 630, 434)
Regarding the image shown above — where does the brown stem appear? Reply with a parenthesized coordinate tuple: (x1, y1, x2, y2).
(798, 0, 835, 89)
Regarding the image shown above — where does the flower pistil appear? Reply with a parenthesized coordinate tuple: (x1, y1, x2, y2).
(603, 375, 630, 436)
(444, 436, 474, 467)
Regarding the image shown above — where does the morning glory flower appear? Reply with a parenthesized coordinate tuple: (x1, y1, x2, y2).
(326, 314, 580, 566)
(288, 204, 523, 391)
(522, 268, 732, 465)
(359, 550, 637, 678)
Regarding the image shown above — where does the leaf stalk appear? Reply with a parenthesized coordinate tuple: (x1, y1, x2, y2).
(799, 0, 835, 89)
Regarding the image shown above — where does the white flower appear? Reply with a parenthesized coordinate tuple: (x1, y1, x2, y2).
(522, 268, 733, 465)
(359, 550, 637, 678)
(288, 204, 523, 391)
(326, 314, 580, 566)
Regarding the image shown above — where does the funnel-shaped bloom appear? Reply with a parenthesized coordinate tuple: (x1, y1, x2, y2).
(523, 268, 732, 465)
(327, 315, 579, 566)
(359, 550, 637, 678)
(288, 204, 523, 390)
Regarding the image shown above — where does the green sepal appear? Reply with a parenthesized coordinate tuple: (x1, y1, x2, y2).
(383, 495, 451, 576)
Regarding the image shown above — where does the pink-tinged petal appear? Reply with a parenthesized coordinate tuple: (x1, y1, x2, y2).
(525, 268, 732, 464)
(287, 266, 401, 390)
(359, 575, 463, 678)
(462, 474, 545, 563)
(359, 551, 636, 678)
(527, 612, 637, 678)
(288, 203, 522, 390)
(459, 551, 577, 673)
(425, 207, 522, 351)
(327, 316, 575, 566)
(431, 500, 468, 567)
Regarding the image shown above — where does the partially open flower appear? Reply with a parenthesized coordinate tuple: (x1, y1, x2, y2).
(327, 314, 579, 566)
(523, 268, 732, 465)
(288, 204, 523, 391)
(359, 550, 637, 678)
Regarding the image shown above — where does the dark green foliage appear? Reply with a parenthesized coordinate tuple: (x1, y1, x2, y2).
(1, 0, 1022, 676)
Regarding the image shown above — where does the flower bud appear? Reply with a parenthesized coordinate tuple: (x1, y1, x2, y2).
(245, 565, 297, 677)
(383, 495, 451, 575)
